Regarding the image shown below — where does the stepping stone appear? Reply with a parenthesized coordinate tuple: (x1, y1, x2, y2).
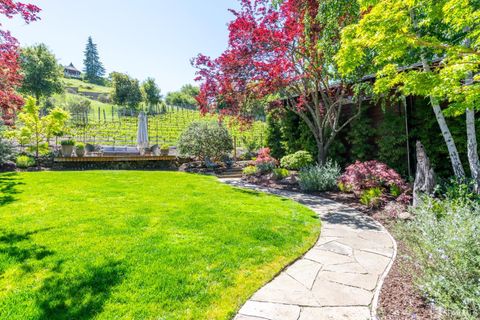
(322, 262, 369, 274)
(238, 301, 300, 320)
(317, 241, 353, 256)
(305, 248, 354, 266)
(251, 273, 321, 307)
(359, 247, 395, 258)
(300, 306, 371, 320)
(285, 258, 322, 289)
(316, 271, 379, 291)
(311, 279, 373, 307)
(234, 315, 266, 320)
(354, 250, 392, 275)
(336, 236, 393, 250)
(315, 236, 340, 246)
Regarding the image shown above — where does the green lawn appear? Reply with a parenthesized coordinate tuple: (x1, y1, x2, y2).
(0, 171, 320, 320)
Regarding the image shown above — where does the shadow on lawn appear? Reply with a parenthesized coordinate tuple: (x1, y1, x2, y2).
(37, 260, 126, 320)
(0, 172, 24, 206)
(0, 228, 54, 274)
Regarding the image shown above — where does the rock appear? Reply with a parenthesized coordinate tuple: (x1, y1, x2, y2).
(178, 163, 189, 172)
(398, 211, 412, 220)
(280, 174, 298, 185)
(384, 201, 409, 219)
(0, 161, 16, 172)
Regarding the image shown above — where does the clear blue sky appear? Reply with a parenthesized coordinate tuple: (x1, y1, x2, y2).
(4, 0, 239, 93)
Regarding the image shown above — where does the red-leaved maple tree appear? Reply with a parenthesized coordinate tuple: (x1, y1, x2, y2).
(193, 0, 364, 164)
(0, 0, 40, 125)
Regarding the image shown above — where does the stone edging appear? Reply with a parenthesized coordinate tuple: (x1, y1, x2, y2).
(220, 179, 397, 320)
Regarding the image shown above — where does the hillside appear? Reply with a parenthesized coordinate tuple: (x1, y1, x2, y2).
(63, 78, 112, 94)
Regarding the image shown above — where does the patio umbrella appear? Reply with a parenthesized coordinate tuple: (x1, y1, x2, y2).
(137, 111, 149, 154)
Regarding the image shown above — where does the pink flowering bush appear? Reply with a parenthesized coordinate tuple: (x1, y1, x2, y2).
(338, 160, 411, 204)
(254, 148, 278, 173)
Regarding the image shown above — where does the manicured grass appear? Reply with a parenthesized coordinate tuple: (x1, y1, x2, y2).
(0, 171, 320, 319)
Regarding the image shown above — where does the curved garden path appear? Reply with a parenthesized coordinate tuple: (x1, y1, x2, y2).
(220, 179, 396, 320)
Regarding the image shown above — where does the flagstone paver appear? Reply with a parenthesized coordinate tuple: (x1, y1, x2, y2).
(220, 179, 396, 320)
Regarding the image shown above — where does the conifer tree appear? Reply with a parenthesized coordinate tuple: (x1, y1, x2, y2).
(83, 36, 105, 84)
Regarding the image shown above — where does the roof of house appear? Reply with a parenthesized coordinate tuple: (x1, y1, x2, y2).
(64, 63, 80, 73)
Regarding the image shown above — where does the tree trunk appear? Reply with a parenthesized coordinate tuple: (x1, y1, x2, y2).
(413, 141, 436, 207)
(317, 144, 326, 166)
(466, 108, 480, 193)
(421, 58, 465, 178)
(464, 33, 480, 192)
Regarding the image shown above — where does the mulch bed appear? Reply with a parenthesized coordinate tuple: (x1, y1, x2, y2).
(240, 177, 439, 319)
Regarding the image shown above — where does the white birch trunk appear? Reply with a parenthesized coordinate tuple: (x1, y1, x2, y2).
(421, 58, 466, 178)
(464, 33, 480, 192)
(466, 108, 480, 192)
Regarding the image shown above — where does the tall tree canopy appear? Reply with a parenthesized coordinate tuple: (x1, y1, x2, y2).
(0, 0, 40, 124)
(110, 72, 142, 110)
(336, 0, 480, 187)
(83, 36, 105, 84)
(141, 77, 162, 107)
(20, 44, 63, 105)
(193, 0, 362, 164)
(165, 84, 199, 108)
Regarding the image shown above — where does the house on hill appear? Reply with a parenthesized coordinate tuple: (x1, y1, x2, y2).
(64, 63, 81, 79)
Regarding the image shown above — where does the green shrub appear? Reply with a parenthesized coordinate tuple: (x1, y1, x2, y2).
(66, 96, 92, 115)
(273, 168, 289, 180)
(359, 187, 383, 207)
(243, 165, 258, 176)
(76, 142, 85, 149)
(0, 130, 16, 164)
(16, 155, 35, 168)
(98, 94, 111, 104)
(409, 197, 480, 319)
(435, 178, 480, 205)
(161, 144, 170, 151)
(298, 161, 340, 192)
(389, 184, 402, 197)
(61, 139, 75, 146)
(178, 121, 233, 161)
(280, 151, 314, 170)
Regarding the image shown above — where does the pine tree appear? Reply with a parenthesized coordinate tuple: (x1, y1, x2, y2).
(83, 36, 105, 84)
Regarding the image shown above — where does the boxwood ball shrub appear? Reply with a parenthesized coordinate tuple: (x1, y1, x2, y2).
(409, 197, 480, 319)
(298, 160, 341, 192)
(280, 151, 314, 170)
(273, 168, 289, 180)
(16, 155, 35, 168)
(178, 121, 233, 161)
(242, 165, 258, 176)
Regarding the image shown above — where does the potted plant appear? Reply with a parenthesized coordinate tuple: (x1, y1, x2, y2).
(76, 142, 86, 157)
(60, 139, 75, 157)
(160, 145, 170, 156)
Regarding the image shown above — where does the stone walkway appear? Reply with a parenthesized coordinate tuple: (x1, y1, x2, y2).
(220, 179, 396, 320)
